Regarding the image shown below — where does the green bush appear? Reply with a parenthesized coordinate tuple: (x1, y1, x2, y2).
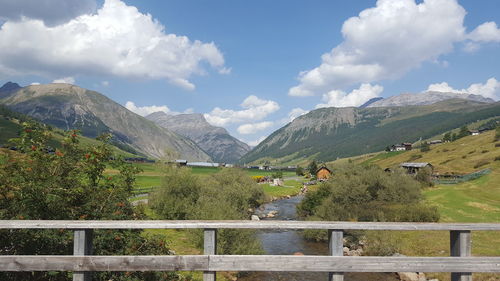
(0, 122, 178, 281)
(298, 164, 439, 223)
(150, 167, 265, 255)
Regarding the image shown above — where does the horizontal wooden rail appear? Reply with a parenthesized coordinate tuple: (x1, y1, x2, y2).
(2, 220, 500, 230)
(1, 220, 499, 281)
(2, 256, 500, 273)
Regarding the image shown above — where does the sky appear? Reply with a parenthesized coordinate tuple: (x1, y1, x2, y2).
(0, 0, 499, 146)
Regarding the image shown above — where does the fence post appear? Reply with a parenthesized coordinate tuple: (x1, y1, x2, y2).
(204, 229, 217, 281)
(73, 229, 93, 281)
(450, 230, 472, 281)
(329, 229, 344, 281)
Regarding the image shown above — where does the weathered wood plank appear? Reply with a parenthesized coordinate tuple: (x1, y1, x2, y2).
(208, 256, 500, 273)
(450, 230, 472, 281)
(0, 256, 208, 271)
(328, 230, 344, 281)
(204, 229, 217, 281)
(1, 220, 500, 230)
(73, 229, 93, 281)
(1, 256, 499, 273)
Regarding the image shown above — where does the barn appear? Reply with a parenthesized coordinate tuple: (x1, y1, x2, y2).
(316, 166, 332, 180)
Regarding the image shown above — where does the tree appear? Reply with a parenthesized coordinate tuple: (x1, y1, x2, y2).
(272, 170, 283, 179)
(150, 167, 265, 255)
(457, 125, 469, 139)
(298, 164, 439, 223)
(443, 132, 451, 142)
(295, 166, 304, 176)
(308, 160, 318, 176)
(0, 122, 178, 281)
(420, 141, 430, 152)
(451, 133, 458, 141)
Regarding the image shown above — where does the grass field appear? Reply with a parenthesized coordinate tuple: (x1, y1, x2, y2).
(366, 130, 499, 174)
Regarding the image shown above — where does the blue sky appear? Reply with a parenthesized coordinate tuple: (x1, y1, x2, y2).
(0, 0, 499, 146)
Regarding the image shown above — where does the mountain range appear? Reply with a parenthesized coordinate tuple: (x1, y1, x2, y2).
(366, 91, 494, 107)
(1, 81, 498, 164)
(146, 112, 250, 163)
(0, 83, 211, 161)
(240, 99, 500, 164)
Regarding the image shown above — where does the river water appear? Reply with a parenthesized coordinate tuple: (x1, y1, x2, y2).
(238, 195, 399, 281)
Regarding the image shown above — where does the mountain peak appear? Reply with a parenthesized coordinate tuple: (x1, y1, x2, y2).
(367, 91, 494, 107)
(0, 81, 22, 98)
(146, 112, 250, 163)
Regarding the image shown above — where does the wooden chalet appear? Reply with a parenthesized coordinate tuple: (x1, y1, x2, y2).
(316, 166, 332, 180)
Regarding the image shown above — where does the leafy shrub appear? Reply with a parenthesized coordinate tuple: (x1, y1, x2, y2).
(298, 164, 439, 222)
(420, 142, 430, 152)
(150, 167, 265, 255)
(0, 122, 177, 281)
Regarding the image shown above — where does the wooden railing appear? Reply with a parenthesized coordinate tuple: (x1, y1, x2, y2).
(1, 220, 500, 281)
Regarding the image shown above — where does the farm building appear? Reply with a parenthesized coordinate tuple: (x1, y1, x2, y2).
(400, 162, 433, 174)
(316, 166, 332, 180)
(390, 143, 412, 151)
(175, 159, 187, 166)
(186, 162, 220, 168)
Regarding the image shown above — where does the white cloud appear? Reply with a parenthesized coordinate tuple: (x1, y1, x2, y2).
(426, 78, 500, 100)
(30, 82, 40, 85)
(316, 83, 383, 108)
(246, 136, 267, 147)
(0, 0, 226, 90)
(237, 121, 274, 135)
(101, 81, 109, 86)
(204, 95, 280, 126)
(467, 22, 500, 43)
(52, 77, 75, 84)
(288, 108, 308, 121)
(125, 101, 171, 117)
(125, 101, 194, 116)
(289, 0, 468, 97)
(0, 0, 97, 26)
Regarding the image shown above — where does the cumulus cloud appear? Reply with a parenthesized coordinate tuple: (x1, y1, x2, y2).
(125, 101, 194, 117)
(237, 121, 274, 135)
(0, 0, 226, 90)
(246, 136, 267, 147)
(467, 22, 500, 43)
(52, 77, 75, 84)
(316, 83, 383, 108)
(426, 78, 500, 100)
(101, 81, 109, 87)
(0, 0, 97, 26)
(125, 101, 171, 117)
(289, 0, 468, 97)
(288, 108, 308, 121)
(204, 95, 280, 126)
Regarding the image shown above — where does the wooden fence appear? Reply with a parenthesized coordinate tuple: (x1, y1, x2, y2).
(1, 220, 499, 281)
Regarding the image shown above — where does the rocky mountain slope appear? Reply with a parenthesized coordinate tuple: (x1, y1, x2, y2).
(0, 82, 21, 99)
(146, 112, 250, 163)
(367, 91, 494, 107)
(240, 99, 500, 164)
(0, 83, 210, 160)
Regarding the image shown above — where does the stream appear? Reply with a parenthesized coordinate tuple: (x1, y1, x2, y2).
(238, 195, 399, 281)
